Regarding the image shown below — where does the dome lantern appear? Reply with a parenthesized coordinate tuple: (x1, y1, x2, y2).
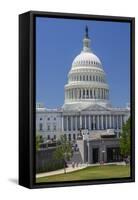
(83, 25, 91, 53)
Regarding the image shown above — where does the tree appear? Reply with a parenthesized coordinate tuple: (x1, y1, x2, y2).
(53, 135, 73, 174)
(120, 117, 130, 158)
(36, 133, 43, 151)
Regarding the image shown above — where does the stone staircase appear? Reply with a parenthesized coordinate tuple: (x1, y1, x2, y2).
(67, 151, 83, 164)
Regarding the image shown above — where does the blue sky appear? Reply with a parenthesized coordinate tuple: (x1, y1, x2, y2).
(36, 17, 130, 108)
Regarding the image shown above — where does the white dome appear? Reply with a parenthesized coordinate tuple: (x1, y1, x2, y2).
(63, 26, 110, 110)
(72, 51, 102, 68)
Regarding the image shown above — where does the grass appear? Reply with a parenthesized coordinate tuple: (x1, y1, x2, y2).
(36, 164, 130, 183)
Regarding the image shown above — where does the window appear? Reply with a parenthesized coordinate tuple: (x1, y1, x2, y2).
(54, 135, 56, 140)
(53, 125, 56, 131)
(47, 125, 50, 131)
(47, 117, 50, 121)
(83, 90, 85, 98)
(54, 117, 56, 120)
(40, 118, 42, 121)
(39, 123, 43, 131)
(47, 135, 50, 140)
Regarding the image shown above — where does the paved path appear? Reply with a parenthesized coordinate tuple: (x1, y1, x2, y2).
(36, 164, 87, 178)
(36, 162, 126, 178)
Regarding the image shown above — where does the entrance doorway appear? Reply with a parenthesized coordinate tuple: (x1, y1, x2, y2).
(107, 147, 122, 162)
(93, 148, 99, 163)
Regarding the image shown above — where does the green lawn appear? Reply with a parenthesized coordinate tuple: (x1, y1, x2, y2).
(36, 165, 130, 183)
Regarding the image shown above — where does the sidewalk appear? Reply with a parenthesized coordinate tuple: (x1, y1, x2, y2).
(36, 162, 126, 178)
(36, 164, 87, 178)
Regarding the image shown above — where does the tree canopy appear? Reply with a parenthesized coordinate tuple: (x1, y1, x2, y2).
(36, 133, 43, 151)
(120, 117, 131, 158)
(53, 135, 73, 173)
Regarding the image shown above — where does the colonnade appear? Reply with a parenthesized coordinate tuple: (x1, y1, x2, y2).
(63, 114, 125, 131)
(65, 88, 109, 100)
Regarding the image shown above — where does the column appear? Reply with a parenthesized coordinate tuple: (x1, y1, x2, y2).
(73, 89, 75, 100)
(72, 89, 73, 99)
(71, 116, 73, 131)
(109, 115, 112, 128)
(105, 115, 107, 129)
(61, 116, 64, 132)
(75, 116, 77, 131)
(88, 88, 90, 99)
(93, 116, 95, 130)
(73, 89, 74, 99)
(66, 116, 68, 131)
(96, 88, 98, 99)
(97, 115, 99, 130)
(92, 88, 94, 99)
(116, 115, 118, 130)
(77, 89, 79, 99)
(81, 89, 83, 99)
(89, 115, 91, 130)
(112, 115, 115, 129)
(101, 115, 104, 129)
(87, 142, 92, 164)
(85, 88, 87, 99)
(120, 115, 123, 128)
(80, 115, 82, 129)
(85, 115, 87, 129)
(100, 88, 101, 99)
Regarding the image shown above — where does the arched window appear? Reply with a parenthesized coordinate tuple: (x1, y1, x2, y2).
(93, 76, 95, 81)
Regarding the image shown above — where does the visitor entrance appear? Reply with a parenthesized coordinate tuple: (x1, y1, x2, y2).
(107, 147, 122, 162)
(93, 148, 99, 163)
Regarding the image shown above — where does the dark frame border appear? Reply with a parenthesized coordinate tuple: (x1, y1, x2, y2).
(19, 11, 135, 189)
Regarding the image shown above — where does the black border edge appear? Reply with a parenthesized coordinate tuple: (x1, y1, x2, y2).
(19, 10, 135, 189)
(19, 11, 31, 188)
(130, 17, 135, 182)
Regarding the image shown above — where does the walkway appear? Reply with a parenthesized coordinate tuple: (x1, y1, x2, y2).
(36, 163, 87, 178)
(36, 161, 126, 178)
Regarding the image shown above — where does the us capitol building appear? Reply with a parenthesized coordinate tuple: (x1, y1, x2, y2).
(36, 26, 130, 163)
